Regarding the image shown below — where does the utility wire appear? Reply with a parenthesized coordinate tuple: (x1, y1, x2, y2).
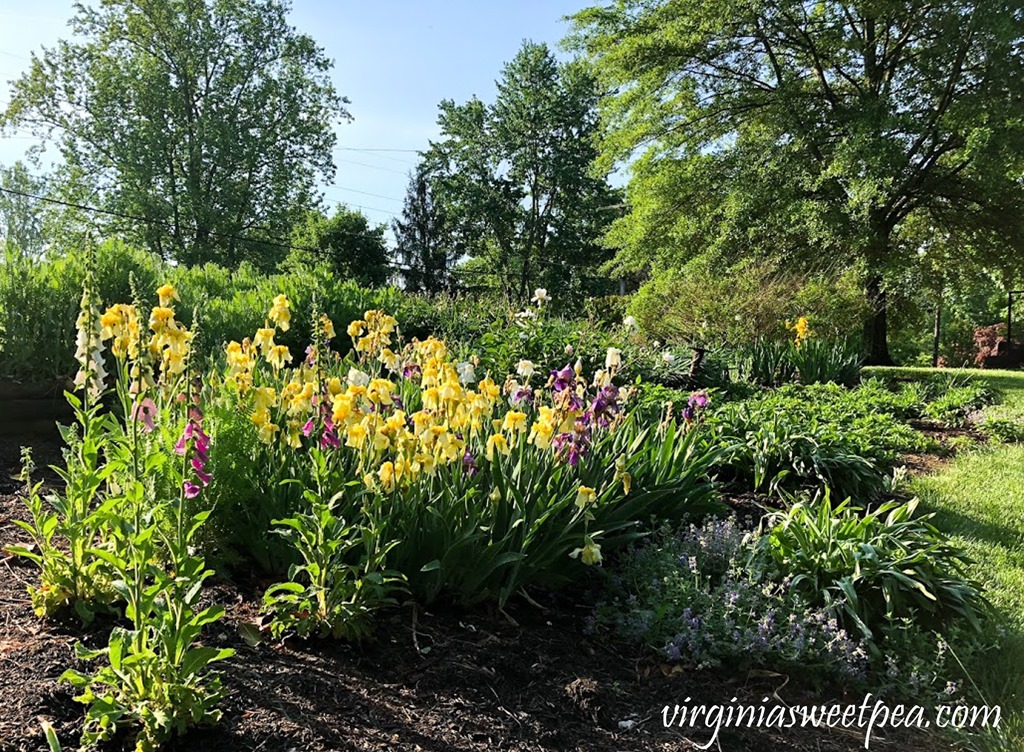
(0, 183, 410, 264)
(0, 185, 613, 282)
(335, 156, 409, 175)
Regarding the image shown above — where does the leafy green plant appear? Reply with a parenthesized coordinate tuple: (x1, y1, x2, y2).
(756, 492, 989, 643)
(737, 338, 860, 388)
(789, 337, 862, 386)
(383, 416, 724, 605)
(9, 271, 237, 751)
(983, 416, 1024, 443)
(709, 404, 885, 498)
(924, 384, 993, 425)
(7, 274, 125, 622)
(61, 527, 233, 751)
(737, 340, 796, 387)
(263, 449, 403, 640)
(596, 518, 871, 679)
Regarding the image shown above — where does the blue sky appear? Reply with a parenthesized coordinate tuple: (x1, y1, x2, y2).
(0, 0, 585, 230)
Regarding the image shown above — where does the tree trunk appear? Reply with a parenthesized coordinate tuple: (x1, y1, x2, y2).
(932, 295, 943, 368)
(863, 274, 894, 366)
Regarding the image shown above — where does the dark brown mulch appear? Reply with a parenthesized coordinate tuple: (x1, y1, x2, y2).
(0, 436, 938, 752)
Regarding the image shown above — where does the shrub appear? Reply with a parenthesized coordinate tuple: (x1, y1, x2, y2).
(0, 240, 440, 381)
(627, 257, 865, 347)
(972, 323, 1008, 367)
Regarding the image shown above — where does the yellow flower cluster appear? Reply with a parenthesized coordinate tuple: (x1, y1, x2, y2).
(99, 283, 193, 382)
(332, 338, 511, 492)
(348, 309, 399, 361)
(225, 295, 302, 392)
(787, 315, 812, 346)
(230, 305, 630, 521)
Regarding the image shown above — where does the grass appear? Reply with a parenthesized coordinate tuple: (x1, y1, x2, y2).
(868, 366, 1024, 750)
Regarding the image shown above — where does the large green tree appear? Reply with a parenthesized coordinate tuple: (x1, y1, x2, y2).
(0, 162, 48, 255)
(1, 0, 346, 269)
(423, 41, 621, 304)
(286, 205, 391, 287)
(570, 0, 1024, 363)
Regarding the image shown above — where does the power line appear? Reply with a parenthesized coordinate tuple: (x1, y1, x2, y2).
(0, 185, 614, 283)
(334, 147, 420, 166)
(337, 147, 421, 154)
(323, 184, 403, 204)
(335, 156, 409, 175)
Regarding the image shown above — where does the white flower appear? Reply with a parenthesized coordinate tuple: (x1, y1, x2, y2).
(73, 286, 107, 401)
(605, 347, 622, 370)
(514, 309, 537, 319)
(662, 351, 676, 365)
(516, 359, 535, 379)
(531, 288, 550, 306)
(347, 367, 370, 387)
(456, 361, 477, 385)
(652, 340, 661, 349)
(623, 315, 637, 331)
(564, 344, 574, 355)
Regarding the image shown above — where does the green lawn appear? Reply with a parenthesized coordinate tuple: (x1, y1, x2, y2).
(868, 366, 1024, 750)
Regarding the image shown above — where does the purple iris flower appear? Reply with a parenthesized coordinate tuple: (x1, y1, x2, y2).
(511, 386, 533, 406)
(550, 364, 575, 393)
